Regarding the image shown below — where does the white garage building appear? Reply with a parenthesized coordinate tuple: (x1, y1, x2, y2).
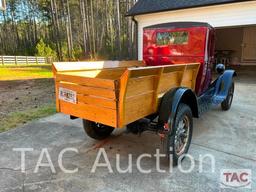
(127, 0, 256, 66)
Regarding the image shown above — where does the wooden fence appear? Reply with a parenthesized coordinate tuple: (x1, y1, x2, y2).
(0, 56, 52, 65)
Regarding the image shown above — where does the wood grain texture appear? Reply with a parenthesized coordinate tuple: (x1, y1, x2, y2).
(60, 100, 117, 127)
(126, 75, 155, 97)
(124, 91, 155, 125)
(53, 60, 145, 72)
(77, 94, 116, 109)
(54, 61, 200, 128)
(59, 68, 126, 80)
(58, 82, 116, 99)
(56, 73, 116, 89)
(117, 70, 130, 127)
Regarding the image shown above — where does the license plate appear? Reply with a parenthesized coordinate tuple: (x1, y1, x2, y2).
(59, 87, 77, 104)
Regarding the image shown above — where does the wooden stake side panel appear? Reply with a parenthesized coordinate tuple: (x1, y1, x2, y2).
(119, 63, 200, 126)
(158, 65, 186, 94)
(124, 92, 155, 124)
(181, 64, 200, 90)
(126, 75, 155, 98)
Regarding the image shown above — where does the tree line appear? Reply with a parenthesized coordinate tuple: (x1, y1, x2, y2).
(0, 0, 138, 61)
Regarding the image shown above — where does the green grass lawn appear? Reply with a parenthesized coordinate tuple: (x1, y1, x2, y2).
(0, 64, 53, 80)
(0, 65, 56, 132)
(0, 104, 56, 132)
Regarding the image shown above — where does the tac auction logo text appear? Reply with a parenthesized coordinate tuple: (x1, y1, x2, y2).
(220, 169, 252, 189)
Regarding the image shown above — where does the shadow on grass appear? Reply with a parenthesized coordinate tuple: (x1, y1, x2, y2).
(0, 104, 56, 133)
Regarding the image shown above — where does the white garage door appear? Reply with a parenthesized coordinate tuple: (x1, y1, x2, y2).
(135, 1, 256, 60)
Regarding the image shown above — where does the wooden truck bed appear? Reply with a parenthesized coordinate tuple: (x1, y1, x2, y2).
(52, 61, 200, 128)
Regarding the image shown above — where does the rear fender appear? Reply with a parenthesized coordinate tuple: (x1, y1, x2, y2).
(158, 88, 199, 132)
(172, 88, 199, 118)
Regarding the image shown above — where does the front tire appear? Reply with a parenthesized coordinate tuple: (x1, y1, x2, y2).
(165, 103, 193, 166)
(83, 120, 114, 140)
(221, 81, 234, 111)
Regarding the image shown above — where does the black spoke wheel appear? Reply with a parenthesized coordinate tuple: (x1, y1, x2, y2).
(174, 115, 190, 156)
(83, 120, 114, 140)
(221, 81, 234, 111)
(164, 103, 193, 166)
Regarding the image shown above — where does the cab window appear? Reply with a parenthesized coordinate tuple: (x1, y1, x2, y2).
(156, 31, 189, 45)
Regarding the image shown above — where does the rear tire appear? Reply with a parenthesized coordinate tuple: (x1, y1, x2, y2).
(221, 81, 234, 111)
(165, 103, 193, 166)
(83, 120, 114, 140)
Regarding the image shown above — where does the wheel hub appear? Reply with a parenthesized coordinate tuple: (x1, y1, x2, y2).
(174, 116, 190, 156)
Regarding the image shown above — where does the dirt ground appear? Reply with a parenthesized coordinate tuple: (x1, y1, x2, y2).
(0, 79, 55, 130)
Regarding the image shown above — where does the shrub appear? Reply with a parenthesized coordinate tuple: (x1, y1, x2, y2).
(36, 39, 57, 60)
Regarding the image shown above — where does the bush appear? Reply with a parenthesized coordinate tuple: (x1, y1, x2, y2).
(36, 39, 57, 60)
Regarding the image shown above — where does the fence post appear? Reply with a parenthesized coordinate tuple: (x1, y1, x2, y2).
(1, 56, 3, 65)
(36, 56, 38, 65)
(15, 56, 17, 65)
(47, 57, 52, 64)
(26, 56, 28, 65)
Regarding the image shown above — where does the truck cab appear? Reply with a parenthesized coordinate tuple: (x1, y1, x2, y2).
(143, 22, 215, 95)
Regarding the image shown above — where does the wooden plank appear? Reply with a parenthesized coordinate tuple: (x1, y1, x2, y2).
(163, 65, 186, 73)
(182, 70, 194, 82)
(158, 72, 182, 94)
(129, 68, 160, 78)
(185, 63, 200, 70)
(77, 94, 116, 110)
(181, 80, 193, 89)
(118, 61, 146, 68)
(53, 60, 145, 72)
(191, 70, 198, 90)
(117, 70, 130, 128)
(152, 68, 163, 111)
(124, 92, 155, 125)
(53, 65, 60, 112)
(59, 100, 117, 127)
(126, 75, 155, 97)
(181, 81, 193, 89)
(61, 68, 126, 80)
(181, 64, 200, 90)
(52, 64, 57, 78)
(190, 65, 200, 90)
(128, 63, 188, 78)
(58, 82, 116, 99)
(56, 73, 116, 90)
(55, 81, 60, 112)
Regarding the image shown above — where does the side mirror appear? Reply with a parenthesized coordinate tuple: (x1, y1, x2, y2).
(216, 64, 225, 74)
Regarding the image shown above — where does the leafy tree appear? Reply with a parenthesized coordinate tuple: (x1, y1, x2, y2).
(36, 39, 57, 59)
(0, 0, 138, 60)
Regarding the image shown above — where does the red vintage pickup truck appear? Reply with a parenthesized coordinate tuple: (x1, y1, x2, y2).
(53, 22, 235, 165)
